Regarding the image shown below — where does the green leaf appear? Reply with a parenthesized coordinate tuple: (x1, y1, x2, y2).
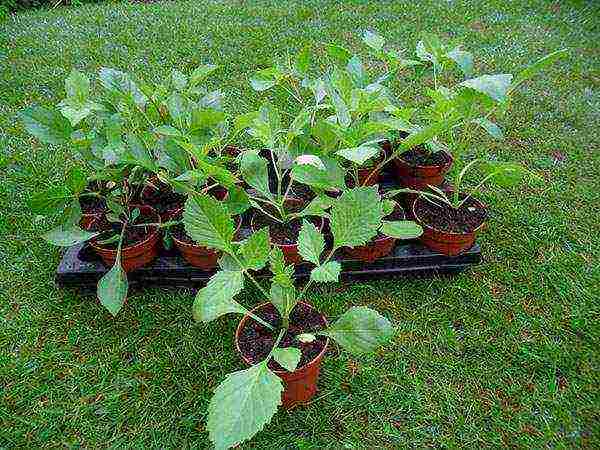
(233, 111, 260, 134)
(346, 55, 367, 87)
(59, 70, 99, 126)
(327, 44, 352, 66)
(362, 30, 385, 51)
(310, 261, 341, 283)
(398, 121, 453, 152)
(380, 221, 423, 239)
(29, 186, 72, 215)
(183, 193, 235, 252)
(336, 145, 380, 166)
(99, 68, 147, 107)
(194, 159, 238, 188)
(295, 46, 311, 75)
(269, 247, 288, 278)
(239, 227, 270, 271)
(472, 117, 504, 139)
(192, 270, 246, 323)
(297, 220, 324, 265)
(446, 48, 474, 77)
(297, 195, 334, 217)
(291, 156, 345, 192)
(330, 186, 383, 249)
(272, 347, 301, 372)
(224, 185, 251, 215)
(190, 64, 218, 87)
(171, 68, 188, 91)
(97, 254, 128, 317)
(325, 83, 351, 128)
(459, 74, 513, 103)
(19, 106, 73, 145)
(480, 161, 528, 187)
(66, 167, 87, 194)
(294, 154, 325, 170)
(270, 281, 296, 322)
(43, 224, 99, 247)
(154, 125, 183, 137)
(239, 151, 272, 198)
(514, 49, 568, 87)
(65, 69, 90, 102)
(207, 361, 283, 450)
(250, 67, 280, 91)
(190, 108, 227, 131)
(297, 333, 315, 343)
(322, 306, 393, 355)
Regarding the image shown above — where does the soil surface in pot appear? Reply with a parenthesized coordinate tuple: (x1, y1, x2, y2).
(398, 147, 450, 166)
(93, 212, 157, 249)
(143, 182, 185, 215)
(415, 196, 487, 233)
(238, 303, 327, 371)
(252, 199, 311, 245)
(80, 196, 106, 214)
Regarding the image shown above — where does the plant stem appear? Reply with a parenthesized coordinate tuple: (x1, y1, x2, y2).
(296, 248, 336, 304)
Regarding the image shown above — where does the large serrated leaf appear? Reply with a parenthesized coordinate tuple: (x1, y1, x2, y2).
(330, 186, 383, 249)
(183, 193, 235, 252)
(240, 227, 270, 271)
(310, 261, 341, 283)
(272, 347, 301, 372)
(192, 270, 246, 322)
(322, 306, 393, 355)
(19, 106, 73, 145)
(460, 74, 513, 103)
(297, 220, 324, 265)
(290, 156, 345, 191)
(207, 361, 283, 450)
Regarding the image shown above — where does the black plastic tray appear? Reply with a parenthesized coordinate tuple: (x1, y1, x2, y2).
(55, 240, 482, 291)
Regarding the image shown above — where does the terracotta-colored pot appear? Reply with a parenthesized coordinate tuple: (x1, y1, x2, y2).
(235, 302, 329, 409)
(89, 205, 161, 272)
(393, 149, 453, 189)
(172, 216, 242, 270)
(412, 195, 486, 256)
(344, 235, 396, 263)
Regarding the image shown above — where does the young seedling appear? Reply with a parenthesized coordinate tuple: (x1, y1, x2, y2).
(182, 186, 401, 449)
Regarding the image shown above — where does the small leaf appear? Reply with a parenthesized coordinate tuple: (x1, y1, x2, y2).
(297, 220, 324, 265)
(380, 221, 423, 239)
(297, 333, 315, 343)
(514, 49, 568, 86)
(362, 30, 385, 51)
(472, 118, 504, 139)
(171, 69, 188, 91)
(270, 282, 297, 323)
(269, 247, 288, 277)
(66, 167, 87, 194)
(297, 195, 334, 217)
(325, 83, 351, 128)
(295, 46, 311, 75)
(43, 224, 99, 247)
(272, 347, 301, 372)
(224, 185, 251, 215)
(322, 306, 393, 355)
(154, 125, 182, 137)
(336, 145, 380, 166)
(19, 106, 73, 145)
(310, 261, 341, 283)
(330, 186, 383, 249)
(207, 361, 283, 450)
(460, 74, 514, 103)
(99, 68, 147, 107)
(250, 67, 280, 91)
(480, 161, 528, 187)
(239, 227, 270, 271)
(192, 270, 246, 322)
(346, 55, 367, 87)
(190, 64, 218, 87)
(294, 154, 326, 170)
(239, 151, 272, 198)
(97, 256, 128, 317)
(183, 193, 235, 252)
(446, 48, 474, 77)
(327, 44, 352, 66)
(291, 156, 345, 192)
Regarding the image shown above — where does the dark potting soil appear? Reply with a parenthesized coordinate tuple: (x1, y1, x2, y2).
(93, 212, 157, 249)
(142, 182, 185, 215)
(238, 303, 328, 371)
(415, 196, 487, 233)
(398, 147, 450, 167)
(254, 214, 304, 245)
(79, 196, 106, 214)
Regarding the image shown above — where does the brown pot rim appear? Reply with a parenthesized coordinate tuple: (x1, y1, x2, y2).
(235, 301, 330, 374)
(89, 205, 161, 253)
(396, 148, 454, 170)
(171, 215, 243, 249)
(412, 194, 487, 236)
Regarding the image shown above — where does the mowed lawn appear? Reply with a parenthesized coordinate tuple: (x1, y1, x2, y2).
(1, 0, 599, 448)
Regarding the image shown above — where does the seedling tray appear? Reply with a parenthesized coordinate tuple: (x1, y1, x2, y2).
(55, 240, 482, 292)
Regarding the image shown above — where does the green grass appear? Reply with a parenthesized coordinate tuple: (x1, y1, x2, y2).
(1, 0, 600, 448)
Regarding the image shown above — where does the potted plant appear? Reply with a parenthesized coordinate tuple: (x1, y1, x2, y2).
(182, 184, 407, 449)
